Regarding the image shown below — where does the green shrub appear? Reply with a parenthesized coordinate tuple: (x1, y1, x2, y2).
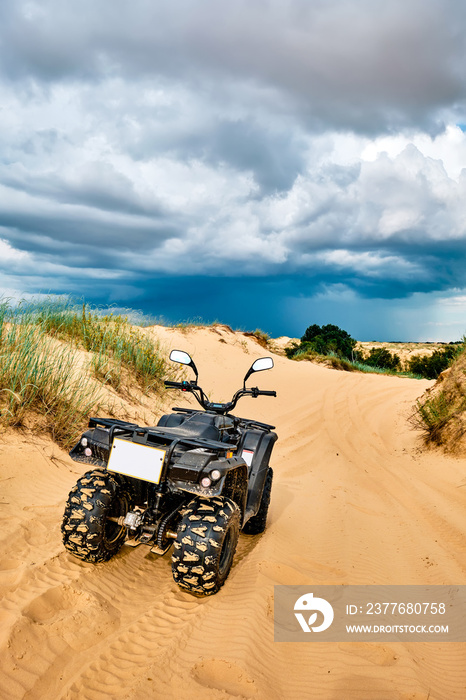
(407, 346, 459, 379)
(301, 323, 356, 358)
(285, 342, 301, 359)
(361, 347, 401, 371)
(288, 323, 356, 360)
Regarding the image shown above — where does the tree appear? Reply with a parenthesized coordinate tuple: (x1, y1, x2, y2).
(363, 348, 401, 371)
(292, 323, 356, 359)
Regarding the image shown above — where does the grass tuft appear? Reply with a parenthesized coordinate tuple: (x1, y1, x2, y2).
(412, 342, 466, 452)
(0, 298, 176, 448)
(0, 303, 103, 448)
(244, 329, 271, 349)
(22, 298, 169, 393)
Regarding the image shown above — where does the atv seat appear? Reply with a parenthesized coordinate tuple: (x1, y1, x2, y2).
(156, 413, 220, 442)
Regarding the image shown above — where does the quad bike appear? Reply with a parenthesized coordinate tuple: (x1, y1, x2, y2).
(62, 350, 278, 596)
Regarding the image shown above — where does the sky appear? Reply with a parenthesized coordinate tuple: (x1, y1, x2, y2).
(1, 0, 466, 340)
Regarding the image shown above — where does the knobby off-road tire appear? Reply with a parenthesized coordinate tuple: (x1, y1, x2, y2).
(242, 467, 273, 535)
(62, 469, 130, 563)
(172, 496, 240, 596)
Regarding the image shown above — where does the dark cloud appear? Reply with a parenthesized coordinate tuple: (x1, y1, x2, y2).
(122, 117, 307, 193)
(0, 204, 177, 256)
(2, 162, 168, 217)
(1, 0, 465, 133)
(167, 120, 307, 194)
(18, 273, 462, 342)
(1, 140, 466, 290)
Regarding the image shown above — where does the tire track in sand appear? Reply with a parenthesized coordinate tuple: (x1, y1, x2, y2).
(2, 343, 466, 699)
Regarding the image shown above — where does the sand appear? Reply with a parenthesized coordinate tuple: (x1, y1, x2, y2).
(1, 325, 466, 700)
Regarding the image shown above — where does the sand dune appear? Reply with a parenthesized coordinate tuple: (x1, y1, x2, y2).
(1, 325, 466, 699)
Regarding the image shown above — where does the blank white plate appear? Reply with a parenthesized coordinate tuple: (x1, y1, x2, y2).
(107, 438, 166, 484)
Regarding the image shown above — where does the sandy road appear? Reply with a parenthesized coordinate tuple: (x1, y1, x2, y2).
(0, 327, 466, 700)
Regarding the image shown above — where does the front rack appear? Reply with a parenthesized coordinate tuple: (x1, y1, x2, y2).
(88, 417, 236, 451)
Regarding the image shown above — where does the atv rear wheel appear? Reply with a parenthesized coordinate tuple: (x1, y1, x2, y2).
(62, 469, 130, 563)
(242, 467, 273, 535)
(172, 496, 240, 596)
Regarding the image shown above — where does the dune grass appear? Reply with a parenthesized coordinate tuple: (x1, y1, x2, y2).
(22, 298, 169, 393)
(346, 359, 423, 379)
(0, 298, 175, 448)
(0, 302, 102, 447)
(412, 343, 466, 451)
(414, 391, 454, 444)
(243, 328, 271, 349)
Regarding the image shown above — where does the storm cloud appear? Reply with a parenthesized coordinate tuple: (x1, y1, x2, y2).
(0, 0, 465, 338)
(2, 0, 466, 130)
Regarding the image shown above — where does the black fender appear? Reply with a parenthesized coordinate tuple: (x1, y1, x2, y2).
(68, 426, 146, 505)
(239, 429, 277, 522)
(69, 426, 111, 468)
(169, 456, 248, 516)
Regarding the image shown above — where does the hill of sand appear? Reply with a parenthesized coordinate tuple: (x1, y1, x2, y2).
(278, 337, 452, 363)
(1, 325, 466, 700)
(356, 341, 453, 365)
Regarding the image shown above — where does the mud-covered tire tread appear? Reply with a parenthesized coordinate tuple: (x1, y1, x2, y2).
(172, 496, 240, 597)
(242, 467, 273, 535)
(61, 469, 130, 563)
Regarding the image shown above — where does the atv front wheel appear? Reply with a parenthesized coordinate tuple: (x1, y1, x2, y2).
(62, 469, 130, 563)
(172, 496, 240, 596)
(242, 467, 273, 535)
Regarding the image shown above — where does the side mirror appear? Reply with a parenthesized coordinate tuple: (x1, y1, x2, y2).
(251, 357, 274, 372)
(170, 350, 192, 366)
(243, 356, 274, 387)
(169, 349, 198, 381)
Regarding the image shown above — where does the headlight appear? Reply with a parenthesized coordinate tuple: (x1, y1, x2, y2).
(210, 469, 221, 481)
(200, 477, 212, 488)
(81, 437, 88, 447)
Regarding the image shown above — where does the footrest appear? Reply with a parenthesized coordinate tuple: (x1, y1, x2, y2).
(139, 533, 153, 544)
(150, 542, 172, 555)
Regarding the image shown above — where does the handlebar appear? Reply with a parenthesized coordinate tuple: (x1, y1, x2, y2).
(164, 379, 276, 413)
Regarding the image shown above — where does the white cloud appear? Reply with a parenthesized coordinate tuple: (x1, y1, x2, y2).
(438, 294, 466, 307)
(315, 250, 422, 279)
(0, 238, 29, 263)
(361, 125, 466, 180)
